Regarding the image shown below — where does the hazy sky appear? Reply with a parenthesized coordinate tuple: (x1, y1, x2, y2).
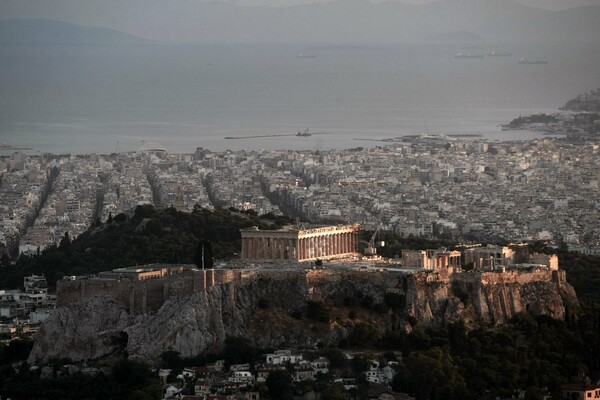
(214, 0, 599, 10)
(1, 0, 599, 43)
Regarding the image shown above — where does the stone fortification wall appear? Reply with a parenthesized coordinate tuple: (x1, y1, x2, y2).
(56, 278, 129, 308)
(56, 269, 243, 314)
(305, 269, 398, 303)
(445, 269, 572, 326)
(56, 267, 570, 319)
(34, 267, 578, 365)
(454, 269, 565, 286)
(306, 269, 392, 286)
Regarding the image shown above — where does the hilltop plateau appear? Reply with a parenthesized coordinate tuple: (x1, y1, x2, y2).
(2, 206, 600, 398)
(0, 205, 294, 290)
(29, 264, 578, 365)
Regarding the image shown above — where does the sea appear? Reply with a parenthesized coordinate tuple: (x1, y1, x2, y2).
(0, 41, 599, 155)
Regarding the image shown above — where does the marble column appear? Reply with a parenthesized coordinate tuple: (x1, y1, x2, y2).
(303, 238, 308, 260)
(304, 238, 308, 260)
(333, 234, 338, 255)
(264, 237, 269, 259)
(316, 236, 321, 258)
(259, 237, 265, 259)
(343, 233, 348, 254)
(347, 233, 351, 253)
(345, 233, 350, 254)
(343, 233, 349, 254)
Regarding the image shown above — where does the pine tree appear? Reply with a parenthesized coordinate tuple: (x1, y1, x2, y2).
(59, 231, 71, 250)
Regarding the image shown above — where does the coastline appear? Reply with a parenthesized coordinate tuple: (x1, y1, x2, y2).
(0, 110, 563, 155)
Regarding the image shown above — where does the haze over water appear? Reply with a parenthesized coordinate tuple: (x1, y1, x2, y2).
(1, 41, 599, 154)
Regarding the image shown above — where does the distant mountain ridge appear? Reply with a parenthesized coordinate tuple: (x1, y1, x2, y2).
(0, 19, 150, 44)
(0, 0, 599, 43)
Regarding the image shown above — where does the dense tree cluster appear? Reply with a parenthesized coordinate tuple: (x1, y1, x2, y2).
(2, 306, 599, 400)
(0, 358, 160, 400)
(0, 205, 294, 289)
(508, 113, 559, 128)
(385, 312, 600, 399)
(529, 241, 600, 305)
(0, 339, 33, 365)
(1, 212, 599, 398)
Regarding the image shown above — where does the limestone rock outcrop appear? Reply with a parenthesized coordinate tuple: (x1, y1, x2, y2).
(29, 269, 578, 365)
(29, 296, 131, 362)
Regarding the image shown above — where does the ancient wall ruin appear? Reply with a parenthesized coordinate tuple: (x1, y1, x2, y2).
(56, 269, 243, 314)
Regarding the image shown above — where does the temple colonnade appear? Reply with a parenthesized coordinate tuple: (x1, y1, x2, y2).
(241, 225, 360, 262)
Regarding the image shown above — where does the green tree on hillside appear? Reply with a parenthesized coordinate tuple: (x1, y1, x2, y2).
(266, 369, 294, 400)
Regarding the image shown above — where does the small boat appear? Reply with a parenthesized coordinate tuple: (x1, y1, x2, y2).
(488, 51, 512, 56)
(297, 129, 312, 137)
(297, 53, 316, 59)
(519, 57, 548, 64)
(455, 52, 484, 59)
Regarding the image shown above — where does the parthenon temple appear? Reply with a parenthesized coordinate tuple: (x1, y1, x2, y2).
(240, 224, 360, 262)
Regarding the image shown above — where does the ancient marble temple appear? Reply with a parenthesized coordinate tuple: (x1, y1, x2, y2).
(240, 225, 360, 262)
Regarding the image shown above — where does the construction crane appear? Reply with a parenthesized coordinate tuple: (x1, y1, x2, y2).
(364, 226, 385, 256)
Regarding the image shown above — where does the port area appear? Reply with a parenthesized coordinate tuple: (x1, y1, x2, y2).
(0, 144, 33, 151)
(225, 130, 330, 140)
(353, 133, 483, 142)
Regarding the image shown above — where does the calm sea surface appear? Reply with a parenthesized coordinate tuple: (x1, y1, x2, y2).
(0, 42, 599, 154)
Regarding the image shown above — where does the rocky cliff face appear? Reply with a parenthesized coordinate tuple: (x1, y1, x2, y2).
(29, 269, 578, 365)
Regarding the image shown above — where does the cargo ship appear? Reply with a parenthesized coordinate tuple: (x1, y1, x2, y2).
(454, 52, 484, 59)
(519, 57, 548, 64)
(296, 129, 311, 137)
(488, 51, 512, 56)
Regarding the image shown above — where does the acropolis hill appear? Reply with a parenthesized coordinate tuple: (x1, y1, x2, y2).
(29, 253, 578, 365)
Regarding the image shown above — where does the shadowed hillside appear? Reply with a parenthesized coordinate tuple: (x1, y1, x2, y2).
(0, 205, 293, 289)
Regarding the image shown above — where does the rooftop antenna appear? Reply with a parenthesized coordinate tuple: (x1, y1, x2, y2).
(423, 118, 430, 136)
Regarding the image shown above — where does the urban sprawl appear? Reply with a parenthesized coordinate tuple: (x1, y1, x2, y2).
(1, 136, 599, 259)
